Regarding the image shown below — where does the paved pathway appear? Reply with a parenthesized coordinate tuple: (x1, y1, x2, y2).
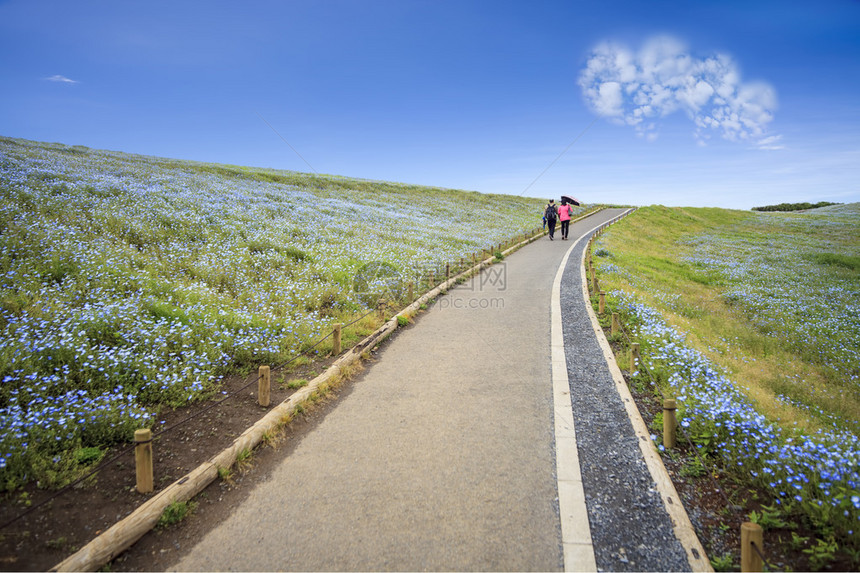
(169, 209, 688, 571)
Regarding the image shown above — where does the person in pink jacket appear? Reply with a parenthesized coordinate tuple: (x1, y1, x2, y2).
(558, 200, 573, 240)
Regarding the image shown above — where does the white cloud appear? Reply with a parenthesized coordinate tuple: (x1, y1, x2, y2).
(755, 134, 785, 150)
(595, 81, 624, 116)
(579, 36, 779, 146)
(44, 75, 78, 84)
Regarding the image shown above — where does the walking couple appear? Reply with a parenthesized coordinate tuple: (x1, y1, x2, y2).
(544, 199, 573, 241)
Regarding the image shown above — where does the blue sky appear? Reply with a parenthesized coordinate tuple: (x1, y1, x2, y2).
(1, 0, 858, 209)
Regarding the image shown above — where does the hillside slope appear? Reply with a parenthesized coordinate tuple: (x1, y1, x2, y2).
(590, 205, 859, 567)
(0, 136, 560, 490)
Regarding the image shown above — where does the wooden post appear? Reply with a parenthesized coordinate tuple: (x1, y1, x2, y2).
(472, 253, 476, 267)
(663, 399, 676, 449)
(598, 291, 605, 315)
(429, 270, 435, 287)
(630, 342, 640, 372)
(446, 262, 450, 281)
(258, 365, 270, 407)
(741, 522, 763, 572)
(332, 323, 342, 356)
(407, 281, 414, 303)
(134, 428, 153, 494)
(377, 299, 385, 320)
(611, 313, 620, 336)
(459, 257, 464, 272)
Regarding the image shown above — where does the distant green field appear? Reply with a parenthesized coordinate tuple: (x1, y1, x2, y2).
(0, 136, 566, 490)
(591, 204, 860, 560)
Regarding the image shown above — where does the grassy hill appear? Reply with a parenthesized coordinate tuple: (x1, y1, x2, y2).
(0, 136, 567, 490)
(591, 204, 860, 567)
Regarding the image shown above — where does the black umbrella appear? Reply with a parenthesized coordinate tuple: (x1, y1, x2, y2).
(561, 195, 580, 206)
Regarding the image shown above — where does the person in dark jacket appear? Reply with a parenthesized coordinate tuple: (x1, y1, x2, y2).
(544, 199, 558, 240)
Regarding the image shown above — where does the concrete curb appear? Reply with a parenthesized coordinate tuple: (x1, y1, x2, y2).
(580, 210, 713, 572)
(551, 223, 600, 572)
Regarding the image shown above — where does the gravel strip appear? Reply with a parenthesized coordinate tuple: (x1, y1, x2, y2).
(560, 232, 691, 572)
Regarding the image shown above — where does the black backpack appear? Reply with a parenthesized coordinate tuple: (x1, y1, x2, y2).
(544, 204, 557, 222)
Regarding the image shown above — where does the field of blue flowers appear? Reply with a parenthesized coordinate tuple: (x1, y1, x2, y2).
(594, 204, 859, 559)
(682, 205, 860, 425)
(0, 136, 556, 490)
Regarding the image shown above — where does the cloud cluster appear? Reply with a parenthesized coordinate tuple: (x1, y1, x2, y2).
(44, 75, 78, 84)
(579, 36, 779, 148)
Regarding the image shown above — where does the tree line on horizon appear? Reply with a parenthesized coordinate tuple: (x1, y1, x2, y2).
(752, 201, 840, 212)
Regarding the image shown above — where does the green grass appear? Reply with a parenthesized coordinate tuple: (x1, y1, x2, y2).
(593, 205, 860, 435)
(285, 378, 309, 390)
(807, 252, 860, 272)
(156, 500, 198, 529)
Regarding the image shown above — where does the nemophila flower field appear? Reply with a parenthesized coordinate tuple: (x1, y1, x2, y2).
(0, 136, 560, 490)
(682, 205, 860, 418)
(592, 205, 860, 555)
(617, 292, 859, 548)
